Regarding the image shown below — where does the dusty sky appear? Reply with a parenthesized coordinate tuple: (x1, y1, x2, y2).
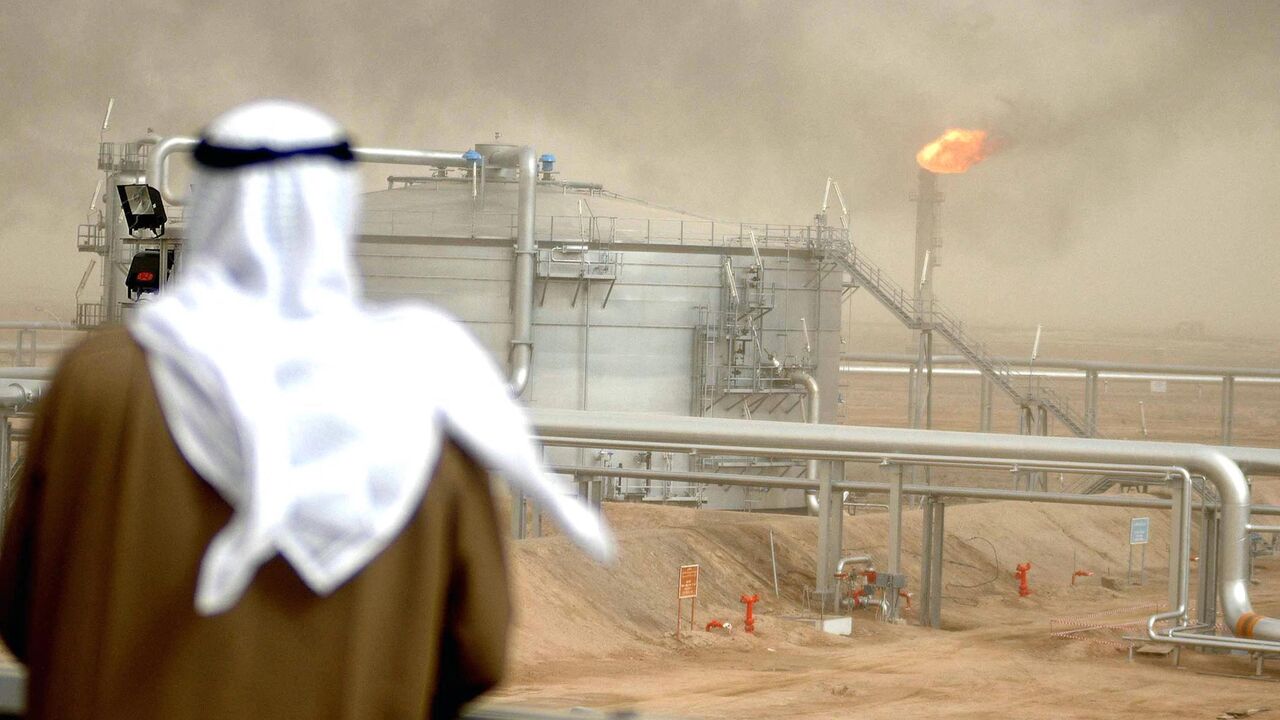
(1, 1, 1277, 335)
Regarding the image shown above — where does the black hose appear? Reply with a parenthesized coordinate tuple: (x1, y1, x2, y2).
(945, 535, 1001, 590)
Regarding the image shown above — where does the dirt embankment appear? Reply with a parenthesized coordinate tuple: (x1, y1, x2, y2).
(495, 499, 1280, 719)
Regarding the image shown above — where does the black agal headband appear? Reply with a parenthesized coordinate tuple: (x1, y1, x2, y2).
(193, 139, 355, 169)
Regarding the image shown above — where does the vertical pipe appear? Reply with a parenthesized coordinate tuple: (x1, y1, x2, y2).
(793, 370, 822, 514)
(911, 168, 938, 468)
(911, 330, 933, 489)
(886, 463, 903, 575)
(105, 172, 123, 323)
(815, 460, 834, 606)
(1085, 370, 1099, 435)
(886, 463, 904, 620)
(1168, 479, 1184, 614)
(1036, 405, 1050, 489)
(913, 169, 938, 316)
(919, 496, 935, 625)
(1197, 502, 1211, 625)
(925, 331, 934, 431)
(1201, 508, 1220, 628)
(929, 500, 945, 628)
(907, 365, 917, 427)
(826, 461, 844, 600)
(979, 375, 993, 432)
(1221, 376, 1235, 446)
(508, 146, 537, 397)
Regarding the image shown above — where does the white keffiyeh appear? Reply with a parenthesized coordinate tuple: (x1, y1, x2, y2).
(129, 100, 612, 615)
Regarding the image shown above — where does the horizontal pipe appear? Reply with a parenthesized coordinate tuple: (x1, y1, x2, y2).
(546, 464, 1280, 516)
(0, 383, 38, 408)
(529, 409, 1280, 643)
(541, 437, 1192, 478)
(1246, 524, 1280, 534)
(0, 368, 52, 380)
(840, 363, 1280, 386)
(151, 137, 474, 206)
(0, 322, 78, 331)
(354, 147, 469, 168)
(842, 352, 1280, 380)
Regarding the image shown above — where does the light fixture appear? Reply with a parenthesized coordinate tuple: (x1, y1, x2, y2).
(117, 183, 167, 237)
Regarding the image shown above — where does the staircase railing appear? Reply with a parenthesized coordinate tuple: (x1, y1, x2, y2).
(821, 230, 1094, 439)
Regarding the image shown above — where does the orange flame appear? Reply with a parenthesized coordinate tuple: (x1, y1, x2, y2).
(916, 128, 992, 174)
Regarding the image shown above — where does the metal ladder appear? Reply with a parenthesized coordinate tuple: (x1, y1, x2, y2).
(820, 231, 1094, 439)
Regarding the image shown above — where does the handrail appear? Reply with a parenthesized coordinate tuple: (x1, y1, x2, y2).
(830, 235, 1094, 437)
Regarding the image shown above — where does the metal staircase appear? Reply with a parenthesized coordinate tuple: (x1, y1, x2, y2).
(818, 230, 1094, 439)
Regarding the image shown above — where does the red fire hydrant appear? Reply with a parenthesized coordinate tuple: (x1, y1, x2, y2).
(1071, 569, 1094, 586)
(740, 594, 760, 633)
(1015, 562, 1033, 597)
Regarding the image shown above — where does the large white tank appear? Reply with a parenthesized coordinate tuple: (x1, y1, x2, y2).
(356, 163, 843, 511)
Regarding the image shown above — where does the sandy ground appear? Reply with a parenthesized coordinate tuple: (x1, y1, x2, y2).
(492, 501, 1280, 719)
(491, 325, 1280, 719)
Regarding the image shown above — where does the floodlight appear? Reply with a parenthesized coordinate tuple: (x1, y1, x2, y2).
(117, 183, 167, 237)
(125, 248, 175, 299)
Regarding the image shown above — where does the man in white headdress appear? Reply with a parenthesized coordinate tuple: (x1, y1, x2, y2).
(0, 100, 611, 719)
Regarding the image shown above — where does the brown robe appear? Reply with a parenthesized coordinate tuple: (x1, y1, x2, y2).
(0, 327, 511, 719)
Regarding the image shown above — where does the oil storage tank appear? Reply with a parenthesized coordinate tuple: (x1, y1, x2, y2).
(354, 143, 843, 511)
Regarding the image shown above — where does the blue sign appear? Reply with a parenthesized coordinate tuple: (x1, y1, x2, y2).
(1130, 517, 1150, 545)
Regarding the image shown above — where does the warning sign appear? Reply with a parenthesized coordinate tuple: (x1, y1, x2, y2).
(678, 565, 699, 599)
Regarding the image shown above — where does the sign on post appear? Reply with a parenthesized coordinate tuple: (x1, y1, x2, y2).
(1127, 517, 1149, 585)
(676, 564, 699, 637)
(1130, 517, 1150, 545)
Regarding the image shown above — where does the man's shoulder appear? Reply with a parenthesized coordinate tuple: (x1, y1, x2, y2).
(54, 325, 145, 387)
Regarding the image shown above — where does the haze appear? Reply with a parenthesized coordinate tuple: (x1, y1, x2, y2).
(1, 1, 1276, 335)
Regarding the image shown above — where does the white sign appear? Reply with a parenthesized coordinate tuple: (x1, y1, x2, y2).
(1150, 380, 1167, 393)
(1130, 517, 1150, 545)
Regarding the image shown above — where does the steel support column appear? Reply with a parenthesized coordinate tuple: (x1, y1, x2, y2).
(1085, 370, 1099, 435)
(815, 460, 836, 608)
(1198, 508, 1220, 628)
(979, 375, 993, 432)
(910, 330, 934, 489)
(1016, 405, 1035, 489)
(886, 462, 904, 581)
(824, 461, 845, 602)
(919, 496, 935, 625)
(1221, 376, 1236, 445)
(928, 499, 944, 628)
(1035, 404, 1050, 490)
